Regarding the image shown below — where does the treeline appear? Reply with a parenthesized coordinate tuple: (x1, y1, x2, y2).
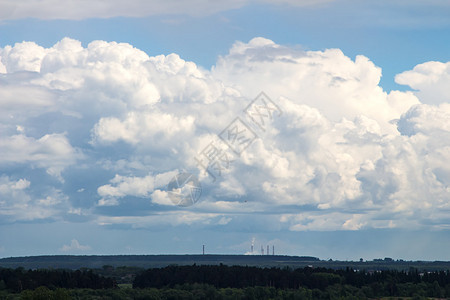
(1, 283, 447, 300)
(2, 265, 450, 299)
(0, 267, 115, 292)
(133, 264, 450, 298)
(133, 264, 450, 289)
(1, 284, 314, 300)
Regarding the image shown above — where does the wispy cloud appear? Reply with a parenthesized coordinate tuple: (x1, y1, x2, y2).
(0, 0, 333, 20)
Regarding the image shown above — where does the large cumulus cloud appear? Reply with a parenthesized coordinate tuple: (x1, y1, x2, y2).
(0, 37, 449, 232)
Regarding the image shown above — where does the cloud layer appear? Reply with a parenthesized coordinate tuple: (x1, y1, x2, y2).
(0, 0, 334, 20)
(0, 37, 449, 233)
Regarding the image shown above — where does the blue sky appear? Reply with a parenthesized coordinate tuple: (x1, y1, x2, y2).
(0, 0, 450, 260)
(2, 1, 450, 91)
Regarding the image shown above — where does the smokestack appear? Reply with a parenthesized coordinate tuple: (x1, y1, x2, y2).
(272, 245, 274, 256)
(261, 245, 264, 255)
(267, 245, 269, 255)
(203, 245, 205, 255)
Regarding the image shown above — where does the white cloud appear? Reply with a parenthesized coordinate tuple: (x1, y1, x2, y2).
(0, 42, 49, 72)
(0, 176, 71, 222)
(150, 190, 173, 206)
(92, 111, 195, 145)
(1, 37, 449, 232)
(60, 239, 91, 252)
(97, 212, 233, 228)
(212, 37, 419, 132)
(97, 171, 177, 200)
(98, 174, 156, 198)
(395, 61, 450, 105)
(397, 103, 450, 136)
(0, 176, 30, 196)
(0, 133, 82, 180)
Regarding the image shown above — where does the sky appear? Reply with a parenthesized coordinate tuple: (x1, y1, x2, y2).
(0, 0, 450, 261)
